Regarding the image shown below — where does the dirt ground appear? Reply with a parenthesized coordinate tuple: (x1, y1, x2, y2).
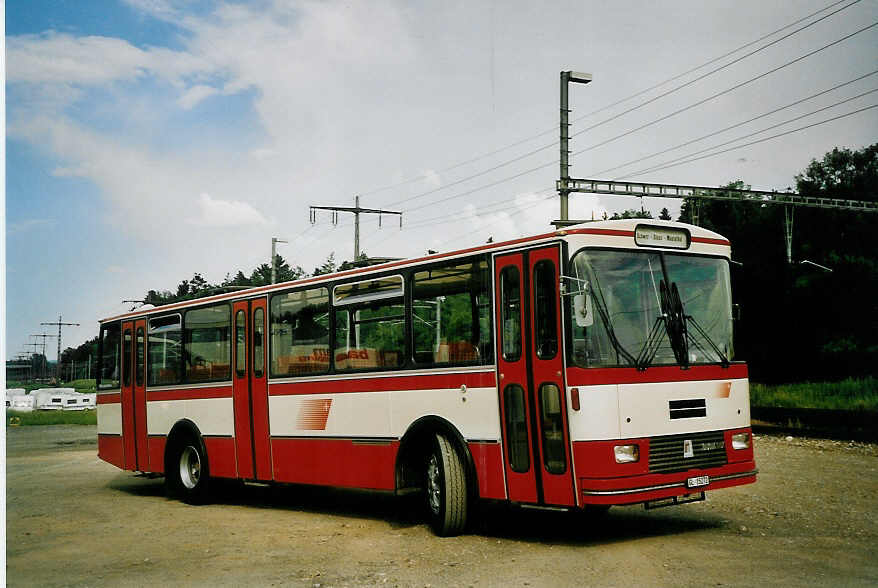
(5, 425, 878, 587)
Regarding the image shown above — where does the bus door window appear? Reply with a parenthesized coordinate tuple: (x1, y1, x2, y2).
(253, 307, 265, 378)
(235, 310, 247, 378)
(533, 261, 558, 360)
(122, 328, 132, 387)
(135, 328, 145, 387)
(500, 266, 521, 362)
(503, 384, 530, 472)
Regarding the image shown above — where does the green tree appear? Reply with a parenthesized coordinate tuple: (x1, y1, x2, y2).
(609, 209, 653, 220)
(659, 207, 672, 221)
(312, 252, 337, 276)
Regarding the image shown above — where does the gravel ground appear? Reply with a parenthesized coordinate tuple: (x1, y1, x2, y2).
(5, 426, 878, 587)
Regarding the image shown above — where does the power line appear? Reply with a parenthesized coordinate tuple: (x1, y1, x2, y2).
(390, 16, 876, 216)
(567, 0, 866, 142)
(619, 103, 878, 179)
(594, 72, 878, 177)
(569, 21, 878, 160)
(400, 19, 877, 219)
(615, 88, 878, 179)
(434, 194, 556, 250)
(358, 0, 859, 200)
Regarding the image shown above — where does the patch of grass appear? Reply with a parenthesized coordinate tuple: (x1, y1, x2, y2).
(6, 410, 97, 426)
(64, 379, 97, 393)
(5, 379, 96, 393)
(750, 377, 878, 411)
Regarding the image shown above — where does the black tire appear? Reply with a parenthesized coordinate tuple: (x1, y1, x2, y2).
(425, 433, 468, 536)
(166, 434, 211, 505)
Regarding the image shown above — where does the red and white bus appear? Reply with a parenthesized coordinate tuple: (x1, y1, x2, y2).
(96, 219, 756, 535)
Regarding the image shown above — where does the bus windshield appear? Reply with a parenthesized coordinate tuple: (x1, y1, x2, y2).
(567, 248, 733, 368)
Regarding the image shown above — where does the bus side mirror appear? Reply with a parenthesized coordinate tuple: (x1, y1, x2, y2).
(574, 294, 594, 328)
(733, 303, 742, 322)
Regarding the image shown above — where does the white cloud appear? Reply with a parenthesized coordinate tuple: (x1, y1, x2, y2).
(6, 32, 212, 88)
(177, 84, 219, 110)
(189, 193, 270, 227)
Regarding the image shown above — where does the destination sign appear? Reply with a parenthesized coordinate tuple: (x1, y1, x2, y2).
(634, 225, 690, 249)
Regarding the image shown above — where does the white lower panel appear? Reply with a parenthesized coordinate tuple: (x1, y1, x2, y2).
(270, 392, 391, 438)
(566, 384, 621, 441)
(146, 397, 234, 437)
(391, 387, 500, 440)
(568, 379, 751, 441)
(618, 378, 750, 438)
(97, 403, 122, 435)
(268, 386, 502, 440)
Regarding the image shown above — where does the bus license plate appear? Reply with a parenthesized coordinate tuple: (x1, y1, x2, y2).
(686, 475, 709, 488)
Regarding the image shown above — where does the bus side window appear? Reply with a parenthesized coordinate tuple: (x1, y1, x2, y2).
(184, 304, 231, 383)
(270, 287, 330, 377)
(412, 257, 491, 366)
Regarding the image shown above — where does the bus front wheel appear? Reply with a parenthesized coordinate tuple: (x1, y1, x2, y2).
(425, 433, 468, 536)
(167, 434, 211, 504)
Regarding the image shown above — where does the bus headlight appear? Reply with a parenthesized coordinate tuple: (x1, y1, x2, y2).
(731, 432, 751, 450)
(614, 444, 640, 463)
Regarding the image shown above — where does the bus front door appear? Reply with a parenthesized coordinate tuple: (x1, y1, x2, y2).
(495, 246, 575, 507)
(232, 298, 272, 481)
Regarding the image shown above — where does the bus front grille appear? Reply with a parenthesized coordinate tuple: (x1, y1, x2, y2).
(648, 430, 727, 474)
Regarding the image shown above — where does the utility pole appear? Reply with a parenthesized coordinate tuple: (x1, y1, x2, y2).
(24, 343, 42, 382)
(31, 333, 57, 381)
(271, 237, 289, 284)
(310, 196, 402, 260)
(41, 315, 80, 382)
(559, 71, 592, 221)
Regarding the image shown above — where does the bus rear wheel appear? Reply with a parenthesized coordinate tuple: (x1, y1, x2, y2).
(167, 434, 211, 504)
(425, 433, 468, 536)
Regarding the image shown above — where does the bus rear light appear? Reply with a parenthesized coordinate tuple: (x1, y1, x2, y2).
(731, 432, 751, 450)
(571, 388, 580, 411)
(614, 444, 640, 464)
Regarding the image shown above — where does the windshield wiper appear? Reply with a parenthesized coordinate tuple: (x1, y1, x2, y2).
(636, 280, 729, 370)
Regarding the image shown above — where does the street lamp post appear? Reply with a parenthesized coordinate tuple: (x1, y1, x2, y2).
(559, 70, 592, 221)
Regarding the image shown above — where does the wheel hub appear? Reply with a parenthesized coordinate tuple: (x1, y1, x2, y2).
(427, 454, 441, 515)
(180, 445, 201, 490)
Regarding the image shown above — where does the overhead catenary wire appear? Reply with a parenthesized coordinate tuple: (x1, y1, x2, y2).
(388, 16, 877, 216)
(569, 21, 878, 160)
(393, 21, 877, 218)
(619, 103, 878, 179)
(613, 88, 878, 179)
(359, 0, 860, 200)
(594, 71, 878, 177)
(566, 0, 866, 143)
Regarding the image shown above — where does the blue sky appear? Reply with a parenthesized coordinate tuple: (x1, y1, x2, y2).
(4, 0, 878, 362)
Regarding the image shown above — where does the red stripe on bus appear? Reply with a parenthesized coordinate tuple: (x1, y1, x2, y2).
(98, 434, 124, 469)
(269, 371, 497, 396)
(97, 393, 121, 404)
(566, 364, 747, 386)
(146, 386, 233, 402)
(271, 438, 398, 490)
(565, 228, 634, 238)
(692, 236, 730, 245)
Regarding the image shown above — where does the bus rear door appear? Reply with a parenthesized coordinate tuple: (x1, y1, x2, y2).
(232, 298, 272, 481)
